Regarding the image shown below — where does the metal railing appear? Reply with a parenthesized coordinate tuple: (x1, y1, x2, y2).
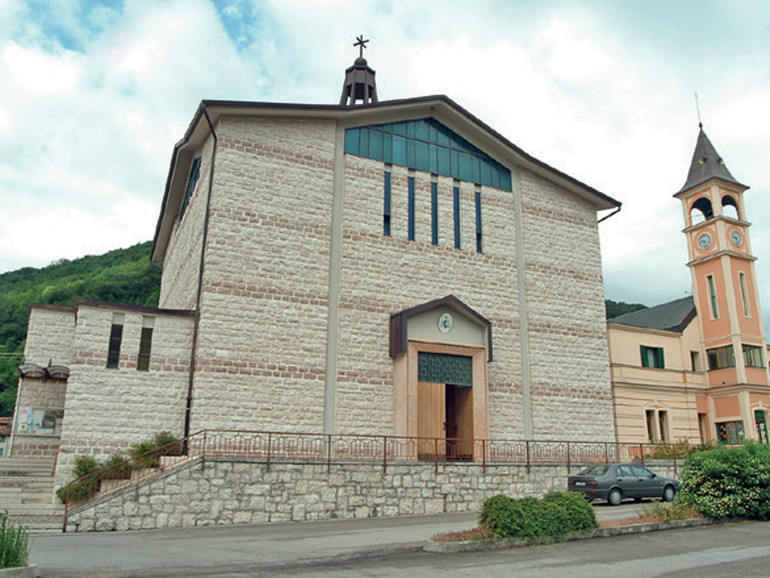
(61, 429, 699, 531)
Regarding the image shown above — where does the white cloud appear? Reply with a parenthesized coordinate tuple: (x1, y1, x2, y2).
(539, 19, 611, 81)
(3, 42, 79, 93)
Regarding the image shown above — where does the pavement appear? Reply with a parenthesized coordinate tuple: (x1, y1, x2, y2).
(28, 503, 644, 577)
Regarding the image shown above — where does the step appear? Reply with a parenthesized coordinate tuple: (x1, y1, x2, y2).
(4, 514, 64, 533)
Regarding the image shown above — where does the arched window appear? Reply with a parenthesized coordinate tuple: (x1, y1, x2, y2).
(690, 197, 713, 225)
(722, 195, 740, 220)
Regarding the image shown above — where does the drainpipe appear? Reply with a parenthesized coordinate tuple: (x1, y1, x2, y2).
(183, 106, 218, 445)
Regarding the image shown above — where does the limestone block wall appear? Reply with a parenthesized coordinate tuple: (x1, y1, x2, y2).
(518, 168, 615, 441)
(15, 378, 66, 410)
(65, 459, 565, 532)
(24, 305, 76, 365)
(55, 303, 193, 489)
(65, 457, 682, 532)
(336, 156, 521, 435)
(13, 306, 76, 455)
(158, 137, 216, 310)
(187, 117, 336, 433)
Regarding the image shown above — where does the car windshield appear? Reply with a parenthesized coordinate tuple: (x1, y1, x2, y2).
(579, 464, 610, 476)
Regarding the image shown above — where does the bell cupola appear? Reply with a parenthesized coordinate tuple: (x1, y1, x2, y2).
(339, 36, 378, 106)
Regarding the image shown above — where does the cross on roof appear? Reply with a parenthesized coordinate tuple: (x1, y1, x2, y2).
(354, 35, 369, 58)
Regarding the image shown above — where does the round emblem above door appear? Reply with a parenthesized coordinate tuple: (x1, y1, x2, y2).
(438, 313, 453, 334)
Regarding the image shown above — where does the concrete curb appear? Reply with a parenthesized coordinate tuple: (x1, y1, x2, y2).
(0, 565, 40, 578)
(424, 517, 719, 553)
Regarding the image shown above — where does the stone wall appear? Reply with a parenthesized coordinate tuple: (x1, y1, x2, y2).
(187, 116, 336, 434)
(64, 459, 568, 532)
(24, 305, 77, 365)
(65, 457, 682, 532)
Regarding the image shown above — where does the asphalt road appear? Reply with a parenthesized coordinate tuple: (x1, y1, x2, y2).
(280, 521, 770, 578)
(29, 504, 745, 577)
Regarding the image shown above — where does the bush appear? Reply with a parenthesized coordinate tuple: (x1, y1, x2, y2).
(129, 431, 182, 469)
(648, 439, 717, 459)
(101, 454, 131, 481)
(55, 455, 102, 503)
(637, 500, 700, 523)
(678, 441, 770, 520)
(479, 491, 597, 542)
(55, 432, 183, 504)
(0, 511, 29, 569)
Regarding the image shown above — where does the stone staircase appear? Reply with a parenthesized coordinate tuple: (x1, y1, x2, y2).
(0, 455, 64, 532)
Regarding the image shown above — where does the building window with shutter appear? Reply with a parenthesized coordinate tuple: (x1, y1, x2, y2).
(640, 345, 665, 369)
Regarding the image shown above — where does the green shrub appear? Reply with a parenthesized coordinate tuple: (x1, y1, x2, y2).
(0, 511, 29, 569)
(479, 491, 597, 542)
(648, 439, 717, 459)
(638, 500, 700, 522)
(128, 431, 182, 469)
(55, 432, 183, 504)
(678, 441, 770, 520)
(55, 455, 103, 503)
(101, 454, 131, 481)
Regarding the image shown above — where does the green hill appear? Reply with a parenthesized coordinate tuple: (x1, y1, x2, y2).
(0, 242, 161, 415)
(0, 242, 648, 417)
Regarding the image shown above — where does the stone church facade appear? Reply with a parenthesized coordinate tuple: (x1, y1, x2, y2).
(11, 55, 621, 486)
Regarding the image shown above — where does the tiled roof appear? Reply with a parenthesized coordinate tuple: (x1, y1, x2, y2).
(609, 296, 696, 333)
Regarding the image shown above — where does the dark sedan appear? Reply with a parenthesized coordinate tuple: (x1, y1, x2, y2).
(567, 463, 679, 506)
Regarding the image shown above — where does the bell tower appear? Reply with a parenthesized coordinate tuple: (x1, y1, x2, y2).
(675, 124, 770, 442)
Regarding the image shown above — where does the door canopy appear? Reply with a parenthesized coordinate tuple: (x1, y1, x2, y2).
(389, 295, 492, 361)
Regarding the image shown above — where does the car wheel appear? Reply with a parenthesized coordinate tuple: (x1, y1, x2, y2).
(662, 485, 676, 502)
(608, 488, 622, 506)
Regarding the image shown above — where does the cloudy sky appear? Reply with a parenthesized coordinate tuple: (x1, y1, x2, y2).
(1, 0, 769, 327)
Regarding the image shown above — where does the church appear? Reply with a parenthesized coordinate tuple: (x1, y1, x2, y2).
(609, 127, 770, 446)
(13, 45, 621, 485)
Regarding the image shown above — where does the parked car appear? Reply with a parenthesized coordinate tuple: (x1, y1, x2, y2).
(567, 463, 679, 506)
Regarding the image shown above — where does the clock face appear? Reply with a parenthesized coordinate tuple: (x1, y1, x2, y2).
(438, 312, 453, 334)
(697, 233, 712, 250)
(730, 230, 743, 247)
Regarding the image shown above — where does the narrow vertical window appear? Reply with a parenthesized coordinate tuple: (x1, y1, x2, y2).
(107, 313, 124, 369)
(453, 184, 461, 249)
(475, 190, 482, 253)
(430, 180, 438, 245)
(180, 157, 201, 220)
(137, 316, 154, 371)
(408, 174, 415, 241)
(383, 170, 392, 236)
(739, 272, 750, 316)
(707, 274, 719, 318)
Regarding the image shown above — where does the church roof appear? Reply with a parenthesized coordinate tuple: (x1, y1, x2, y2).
(609, 296, 696, 333)
(677, 125, 746, 195)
